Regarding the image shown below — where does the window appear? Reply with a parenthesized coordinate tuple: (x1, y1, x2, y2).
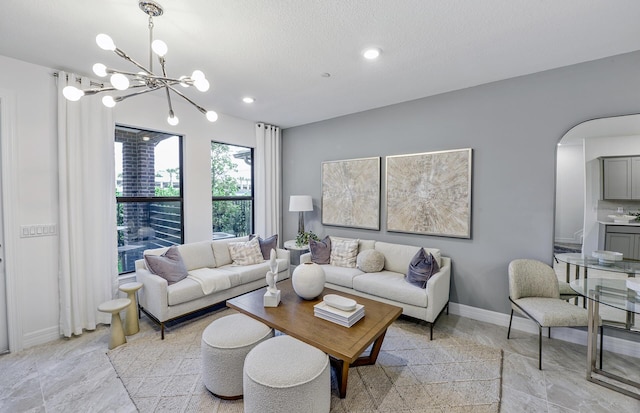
(115, 126, 184, 274)
(211, 142, 254, 239)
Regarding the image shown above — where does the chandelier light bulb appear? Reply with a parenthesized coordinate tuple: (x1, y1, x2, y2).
(151, 39, 168, 57)
(194, 78, 210, 92)
(206, 111, 218, 122)
(167, 113, 179, 126)
(102, 95, 116, 108)
(178, 76, 190, 88)
(110, 73, 130, 91)
(92, 63, 108, 77)
(191, 70, 205, 81)
(62, 86, 84, 101)
(96, 33, 116, 51)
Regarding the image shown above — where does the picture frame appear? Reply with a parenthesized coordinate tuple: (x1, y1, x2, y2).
(386, 148, 472, 238)
(321, 157, 381, 230)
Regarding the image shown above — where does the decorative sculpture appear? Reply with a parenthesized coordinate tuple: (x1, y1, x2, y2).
(264, 249, 281, 307)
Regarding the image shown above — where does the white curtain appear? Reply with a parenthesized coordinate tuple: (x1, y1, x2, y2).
(254, 123, 282, 239)
(57, 72, 118, 337)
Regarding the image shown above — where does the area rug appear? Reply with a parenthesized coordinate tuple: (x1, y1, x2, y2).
(108, 308, 502, 412)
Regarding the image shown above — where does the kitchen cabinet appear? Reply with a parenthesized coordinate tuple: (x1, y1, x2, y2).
(602, 156, 640, 200)
(604, 225, 640, 260)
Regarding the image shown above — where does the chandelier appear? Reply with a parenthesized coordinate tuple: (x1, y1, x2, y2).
(62, 0, 217, 126)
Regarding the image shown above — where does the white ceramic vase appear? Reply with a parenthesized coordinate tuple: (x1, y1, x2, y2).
(292, 262, 326, 300)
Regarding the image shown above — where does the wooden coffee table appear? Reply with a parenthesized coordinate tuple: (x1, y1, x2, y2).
(227, 279, 402, 398)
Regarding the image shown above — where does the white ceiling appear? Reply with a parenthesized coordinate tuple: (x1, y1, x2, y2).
(2, 0, 640, 128)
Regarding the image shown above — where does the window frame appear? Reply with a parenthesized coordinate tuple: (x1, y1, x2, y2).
(115, 125, 185, 275)
(211, 141, 255, 238)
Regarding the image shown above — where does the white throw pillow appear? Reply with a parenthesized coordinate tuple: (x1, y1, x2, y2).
(228, 237, 264, 266)
(330, 238, 359, 268)
(356, 249, 385, 273)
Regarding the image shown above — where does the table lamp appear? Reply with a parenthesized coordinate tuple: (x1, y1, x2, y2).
(289, 195, 313, 234)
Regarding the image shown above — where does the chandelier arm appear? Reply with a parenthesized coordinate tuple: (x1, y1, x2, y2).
(165, 83, 209, 115)
(114, 85, 163, 102)
(81, 83, 149, 96)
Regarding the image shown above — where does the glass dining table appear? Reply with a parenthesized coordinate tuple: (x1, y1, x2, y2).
(570, 277, 640, 399)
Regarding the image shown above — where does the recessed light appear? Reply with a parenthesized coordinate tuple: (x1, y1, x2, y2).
(142, 136, 150, 141)
(242, 97, 255, 104)
(362, 47, 381, 60)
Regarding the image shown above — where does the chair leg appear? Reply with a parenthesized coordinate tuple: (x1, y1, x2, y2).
(538, 325, 543, 370)
(548, 327, 551, 339)
(507, 310, 514, 339)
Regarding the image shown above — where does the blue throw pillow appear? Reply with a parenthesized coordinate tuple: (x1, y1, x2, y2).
(405, 248, 440, 289)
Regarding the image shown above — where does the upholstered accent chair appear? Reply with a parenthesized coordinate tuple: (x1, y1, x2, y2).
(507, 259, 598, 370)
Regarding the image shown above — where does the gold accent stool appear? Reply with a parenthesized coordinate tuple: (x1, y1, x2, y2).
(98, 298, 131, 349)
(119, 282, 143, 335)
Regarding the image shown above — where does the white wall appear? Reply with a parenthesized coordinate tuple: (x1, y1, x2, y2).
(555, 143, 584, 244)
(0, 54, 255, 350)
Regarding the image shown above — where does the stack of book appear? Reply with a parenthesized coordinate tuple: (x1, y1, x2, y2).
(314, 301, 365, 327)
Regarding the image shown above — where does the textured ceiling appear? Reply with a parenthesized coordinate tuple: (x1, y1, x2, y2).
(2, 0, 640, 128)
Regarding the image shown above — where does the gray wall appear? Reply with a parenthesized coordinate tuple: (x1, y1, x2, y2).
(282, 50, 640, 315)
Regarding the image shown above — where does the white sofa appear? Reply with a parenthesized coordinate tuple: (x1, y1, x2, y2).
(300, 238, 450, 339)
(135, 236, 290, 338)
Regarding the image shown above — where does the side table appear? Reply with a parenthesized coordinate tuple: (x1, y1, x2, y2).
(98, 298, 131, 349)
(283, 240, 310, 266)
(119, 282, 143, 335)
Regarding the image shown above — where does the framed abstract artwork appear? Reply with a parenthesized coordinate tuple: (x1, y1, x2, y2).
(386, 148, 472, 238)
(321, 157, 381, 230)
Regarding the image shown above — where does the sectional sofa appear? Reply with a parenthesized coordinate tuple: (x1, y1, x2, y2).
(135, 236, 290, 338)
(300, 237, 450, 339)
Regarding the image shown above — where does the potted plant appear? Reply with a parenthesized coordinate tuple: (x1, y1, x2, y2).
(295, 230, 320, 247)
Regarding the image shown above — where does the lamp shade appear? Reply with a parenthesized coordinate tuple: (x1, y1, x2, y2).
(289, 195, 313, 212)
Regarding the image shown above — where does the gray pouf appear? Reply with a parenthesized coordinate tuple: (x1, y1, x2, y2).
(243, 335, 330, 413)
(201, 313, 274, 399)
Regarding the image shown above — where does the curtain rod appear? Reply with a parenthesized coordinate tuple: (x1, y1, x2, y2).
(53, 72, 103, 88)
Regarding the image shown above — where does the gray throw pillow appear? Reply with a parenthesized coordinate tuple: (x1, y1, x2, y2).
(405, 248, 440, 289)
(309, 236, 331, 264)
(249, 234, 278, 260)
(144, 246, 188, 285)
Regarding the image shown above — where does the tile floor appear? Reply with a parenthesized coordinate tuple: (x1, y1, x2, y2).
(1, 311, 640, 412)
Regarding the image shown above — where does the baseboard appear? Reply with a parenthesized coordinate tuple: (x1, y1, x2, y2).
(22, 326, 60, 349)
(449, 302, 640, 359)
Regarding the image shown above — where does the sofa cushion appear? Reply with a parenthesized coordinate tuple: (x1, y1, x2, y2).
(218, 258, 289, 284)
(309, 236, 331, 264)
(374, 242, 421, 274)
(330, 238, 359, 268)
(249, 234, 279, 260)
(405, 249, 440, 289)
(353, 270, 428, 307)
(177, 241, 216, 271)
(356, 249, 385, 273)
(321, 265, 365, 289)
(228, 237, 264, 266)
(167, 277, 205, 306)
(144, 246, 188, 285)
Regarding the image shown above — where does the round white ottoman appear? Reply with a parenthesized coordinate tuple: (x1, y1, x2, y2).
(243, 335, 330, 413)
(201, 313, 274, 399)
